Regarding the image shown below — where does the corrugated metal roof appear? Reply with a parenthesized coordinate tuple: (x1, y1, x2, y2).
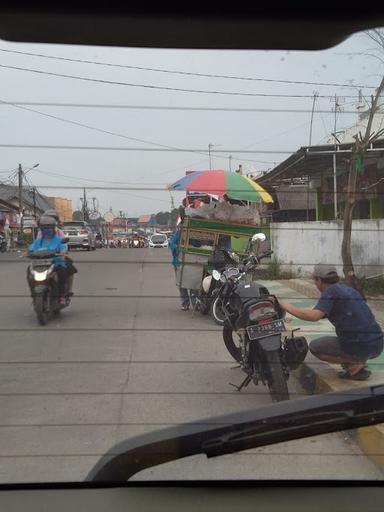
(258, 139, 384, 187)
(0, 184, 53, 212)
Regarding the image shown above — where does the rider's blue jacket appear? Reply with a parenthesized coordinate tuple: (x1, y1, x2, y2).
(29, 235, 68, 268)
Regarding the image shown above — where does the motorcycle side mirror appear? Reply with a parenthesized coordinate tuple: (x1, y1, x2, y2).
(229, 251, 240, 263)
(251, 233, 266, 243)
(212, 270, 221, 281)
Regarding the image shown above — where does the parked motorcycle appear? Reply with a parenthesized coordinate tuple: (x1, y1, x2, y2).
(27, 248, 72, 325)
(194, 248, 240, 316)
(211, 242, 308, 402)
(0, 233, 7, 253)
(210, 233, 267, 325)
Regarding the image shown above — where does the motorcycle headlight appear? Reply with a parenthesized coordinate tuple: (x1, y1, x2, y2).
(202, 275, 212, 293)
(248, 301, 276, 322)
(33, 270, 49, 282)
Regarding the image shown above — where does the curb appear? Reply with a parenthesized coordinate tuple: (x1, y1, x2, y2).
(281, 278, 384, 473)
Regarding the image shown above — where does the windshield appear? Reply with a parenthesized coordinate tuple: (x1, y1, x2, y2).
(0, 25, 383, 484)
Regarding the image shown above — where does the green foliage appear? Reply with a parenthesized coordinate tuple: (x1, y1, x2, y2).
(262, 257, 298, 280)
(340, 275, 384, 296)
(360, 276, 384, 296)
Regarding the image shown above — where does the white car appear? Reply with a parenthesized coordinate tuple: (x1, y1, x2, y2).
(148, 233, 168, 248)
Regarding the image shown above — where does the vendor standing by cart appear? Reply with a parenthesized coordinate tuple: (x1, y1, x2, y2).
(169, 223, 197, 311)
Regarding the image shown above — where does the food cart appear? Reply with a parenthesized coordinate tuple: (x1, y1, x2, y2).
(176, 216, 267, 290)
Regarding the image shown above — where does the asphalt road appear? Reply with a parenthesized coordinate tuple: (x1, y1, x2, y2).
(0, 248, 382, 482)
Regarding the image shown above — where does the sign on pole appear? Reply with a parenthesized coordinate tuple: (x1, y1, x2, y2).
(89, 211, 100, 221)
(103, 212, 114, 223)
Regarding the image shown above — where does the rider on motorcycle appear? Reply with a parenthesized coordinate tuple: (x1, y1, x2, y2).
(28, 215, 70, 305)
(41, 209, 65, 237)
(39, 209, 77, 295)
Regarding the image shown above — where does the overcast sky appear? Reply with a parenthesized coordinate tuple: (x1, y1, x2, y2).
(0, 28, 383, 217)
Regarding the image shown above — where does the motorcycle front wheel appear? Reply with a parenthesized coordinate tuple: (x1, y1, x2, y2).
(264, 350, 289, 402)
(34, 293, 48, 326)
(210, 296, 226, 325)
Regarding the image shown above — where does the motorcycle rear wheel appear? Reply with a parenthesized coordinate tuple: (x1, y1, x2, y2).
(34, 294, 48, 326)
(264, 350, 289, 402)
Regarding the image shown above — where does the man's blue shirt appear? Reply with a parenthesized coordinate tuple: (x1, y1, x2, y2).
(29, 235, 68, 268)
(314, 283, 383, 345)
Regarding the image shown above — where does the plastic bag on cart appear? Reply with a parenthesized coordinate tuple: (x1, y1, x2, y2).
(230, 205, 260, 225)
(212, 202, 233, 221)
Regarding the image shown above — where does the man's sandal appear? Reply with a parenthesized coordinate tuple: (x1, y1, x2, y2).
(338, 368, 371, 380)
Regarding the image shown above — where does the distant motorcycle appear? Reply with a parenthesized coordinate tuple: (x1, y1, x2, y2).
(130, 237, 143, 248)
(27, 249, 72, 325)
(0, 233, 7, 253)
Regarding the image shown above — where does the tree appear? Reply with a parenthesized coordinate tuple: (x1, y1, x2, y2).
(155, 211, 170, 226)
(341, 32, 384, 296)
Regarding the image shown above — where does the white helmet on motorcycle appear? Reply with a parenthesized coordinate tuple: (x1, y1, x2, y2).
(202, 275, 212, 293)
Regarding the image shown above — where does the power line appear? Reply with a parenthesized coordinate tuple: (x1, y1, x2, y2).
(0, 144, 294, 153)
(0, 64, 369, 99)
(0, 101, 364, 114)
(0, 47, 376, 89)
(0, 101, 280, 169)
(0, 99, 276, 166)
(0, 99, 196, 153)
(34, 168, 169, 186)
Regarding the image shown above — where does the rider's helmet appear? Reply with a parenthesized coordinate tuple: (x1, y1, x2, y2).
(43, 209, 60, 222)
(38, 215, 58, 228)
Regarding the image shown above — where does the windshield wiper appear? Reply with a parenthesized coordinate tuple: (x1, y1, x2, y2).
(86, 385, 384, 482)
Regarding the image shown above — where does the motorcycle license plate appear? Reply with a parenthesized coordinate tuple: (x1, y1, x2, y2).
(32, 259, 52, 267)
(247, 319, 285, 340)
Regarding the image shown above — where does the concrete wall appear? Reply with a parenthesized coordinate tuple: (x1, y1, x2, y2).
(270, 219, 384, 277)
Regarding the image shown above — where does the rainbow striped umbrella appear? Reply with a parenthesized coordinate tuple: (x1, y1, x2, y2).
(169, 170, 273, 203)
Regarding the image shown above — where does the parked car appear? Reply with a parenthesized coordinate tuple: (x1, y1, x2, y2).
(62, 221, 96, 251)
(148, 233, 168, 248)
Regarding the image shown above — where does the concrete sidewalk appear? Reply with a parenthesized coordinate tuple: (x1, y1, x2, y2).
(268, 278, 384, 472)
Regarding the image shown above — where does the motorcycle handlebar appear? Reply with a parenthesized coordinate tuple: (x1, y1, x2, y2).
(257, 250, 273, 260)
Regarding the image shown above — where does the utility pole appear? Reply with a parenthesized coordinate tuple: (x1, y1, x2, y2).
(308, 92, 318, 146)
(208, 144, 213, 170)
(306, 92, 318, 222)
(82, 188, 88, 221)
(32, 187, 37, 240)
(18, 164, 23, 244)
(332, 94, 340, 220)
